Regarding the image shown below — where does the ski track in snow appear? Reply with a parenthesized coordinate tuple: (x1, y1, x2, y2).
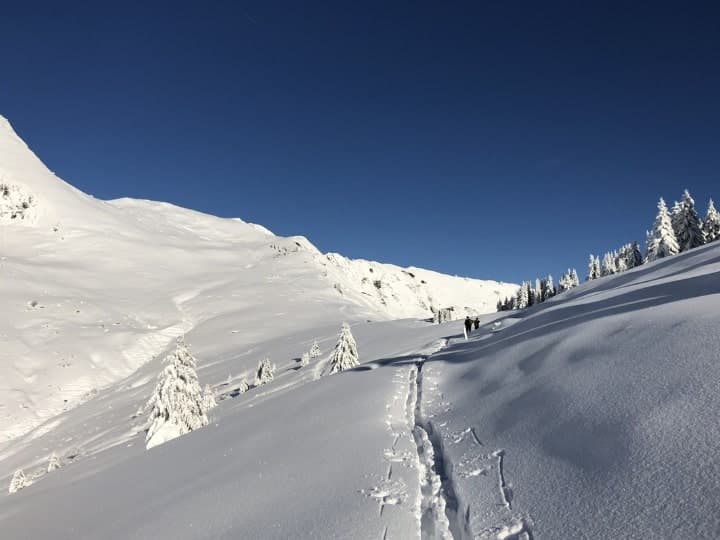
(397, 335, 534, 540)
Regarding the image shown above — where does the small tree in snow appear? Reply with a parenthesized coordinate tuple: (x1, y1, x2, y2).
(328, 322, 359, 374)
(586, 255, 601, 281)
(300, 352, 310, 366)
(202, 384, 217, 411)
(145, 338, 209, 449)
(703, 199, 720, 243)
(238, 377, 250, 393)
(8, 470, 27, 494)
(646, 198, 680, 262)
(47, 452, 61, 473)
(309, 341, 322, 358)
(255, 358, 275, 385)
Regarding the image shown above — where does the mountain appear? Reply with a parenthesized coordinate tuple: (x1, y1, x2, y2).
(2, 210, 719, 538)
(0, 116, 517, 441)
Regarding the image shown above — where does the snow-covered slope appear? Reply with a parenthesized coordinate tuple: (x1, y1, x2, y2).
(2, 235, 720, 539)
(0, 116, 516, 441)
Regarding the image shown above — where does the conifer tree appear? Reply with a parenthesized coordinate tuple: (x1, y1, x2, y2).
(238, 377, 250, 393)
(601, 252, 617, 276)
(300, 352, 310, 366)
(202, 384, 217, 411)
(516, 282, 530, 309)
(145, 338, 209, 449)
(569, 269, 579, 287)
(646, 198, 680, 262)
(309, 341, 322, 358)
(586, 255, 601, 281)
(674, 190, 705, 251)
(255, 358, 275, 385)
(703, 199, 720, 243)
(328, 322, 359, 374)
(8, 470, 27, 494)
(47, 452, 61, 473)
(626, 241, 644, 269)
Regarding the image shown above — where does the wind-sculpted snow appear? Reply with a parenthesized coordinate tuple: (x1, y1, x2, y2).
(0, 115, 514, 441)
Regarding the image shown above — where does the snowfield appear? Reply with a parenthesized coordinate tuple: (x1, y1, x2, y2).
(0, 115, 516, 442)
(2, 116, 720, 539)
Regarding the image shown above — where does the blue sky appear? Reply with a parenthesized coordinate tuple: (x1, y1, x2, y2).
(2, 2, 719, 283)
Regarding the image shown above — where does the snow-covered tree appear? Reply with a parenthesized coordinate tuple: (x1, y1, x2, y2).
(625, 241, 644, 269)
(586, 255, 601, 281)
(515, 282, 530, 309)
(255, 358, 275, 385)
(558, 269, 579, 292)
(703, 198, 720, 243)
(47, 452, 61, 473)
(328, 322, 359, 374)
(8, 469, 27, 494)
(300, 352, 310, 366)
(202, 384, 217, 411)
(309, 341, 322, 358)
(145, 338, 209, 450)
(543, 275, 556, 300)
(601, 252, 617, 276)
(673, 190, 705, 251)
(646, 198, 680, 262)
(569, 269, 579, 287)
(238, 377, 250, 394)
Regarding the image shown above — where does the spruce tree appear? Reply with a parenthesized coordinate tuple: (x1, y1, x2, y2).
(570, 269, 579, 287)
(145, 338, 209, 449)
(328, 322, 359, 374)
(238, 377, 250, 393)
(309, 341, 322, 358)
(202, 384, 217, 411)
(586, 255, 601, 281)
(675, 190, 705, 251)
(626, 241, 643, 269)
(255, 358, 275, 385)
(515, 282, 530, 309)
(601, 252, 617, 276)
(47, 452, 61, 473)
(300, 352, 310, 366)
(703, 199, 720, 243)
(646, 198, 680, 262)
(8, 470, 27, 494)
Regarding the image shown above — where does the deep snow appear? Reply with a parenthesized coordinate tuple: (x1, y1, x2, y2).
(2, 116, 720, 539)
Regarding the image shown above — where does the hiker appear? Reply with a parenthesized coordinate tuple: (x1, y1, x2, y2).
(473, 317, 480, 330)
(464, 316, 473, 334)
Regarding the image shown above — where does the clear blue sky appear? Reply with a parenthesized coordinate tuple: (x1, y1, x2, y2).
(2, 2, 719, 284)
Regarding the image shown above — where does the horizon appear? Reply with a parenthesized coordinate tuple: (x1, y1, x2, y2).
(2, 2, 719, 284)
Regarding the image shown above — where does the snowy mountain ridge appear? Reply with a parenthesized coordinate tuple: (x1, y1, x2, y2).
(0, 116, 516, 441)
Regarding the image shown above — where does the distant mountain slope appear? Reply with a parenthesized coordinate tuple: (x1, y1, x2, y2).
(0, 116, 516, 440)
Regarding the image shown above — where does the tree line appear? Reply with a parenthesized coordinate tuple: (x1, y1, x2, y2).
(498, 189, 719, 312)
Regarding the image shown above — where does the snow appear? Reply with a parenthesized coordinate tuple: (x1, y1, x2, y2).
(2, 115, 720, 538)
(0, 115, 515, 442)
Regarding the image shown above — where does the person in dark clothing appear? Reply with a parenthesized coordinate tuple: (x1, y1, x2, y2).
(464, 316, 473, 334)
(473, 317, 480, 330)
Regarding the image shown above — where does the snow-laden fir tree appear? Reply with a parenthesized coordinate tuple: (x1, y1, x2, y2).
(646, 198, 680, 262)
(703, 198, 720, 243)
(328, 322, 359, 374)
(674, 190, 705, 251)
(300, 352, 310, 366)
(670, 200, 683, 244)
(8, 469, 27, 494)
(569, 269, 579, 287)
(238, 377, 250, 393)
(534, 278, 542, 304)
(558, 269, 579, 292)
(47, 452, 61, 473)
(515, 282, 530, 309)
(309, 341, 322, 358)
(145, 338, 209, 450)
(202, 384, 217, 411)
(255, 358, 275, 385)
(615, 246, 628, 273)
(586, 255, 601, 281)
(543, 275, 555, 300)
(626, 241, 643, 268)
(601, 252, 617, 276)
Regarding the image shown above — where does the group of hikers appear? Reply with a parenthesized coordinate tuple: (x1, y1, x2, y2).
(464, 316, 480, 334)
